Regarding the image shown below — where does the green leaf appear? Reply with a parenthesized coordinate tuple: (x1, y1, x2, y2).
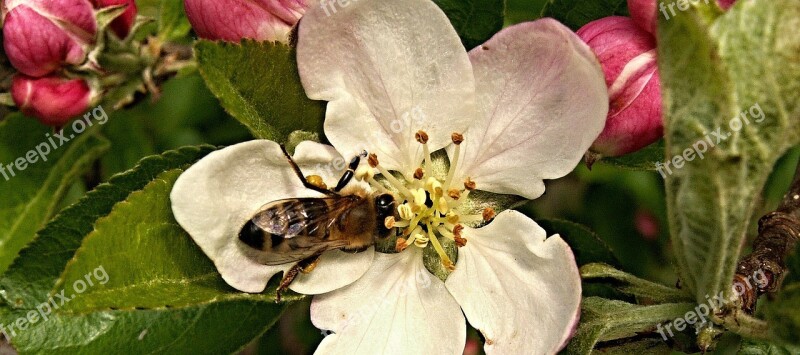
(433, 0, 505, 49)
(0, 157, 293, 353)
(0, 114, 109, 275)
(599, 140, 665, 171)
(0, 146, 214, 308)
(659, 0, 800, 303)
(580, 263, 692, 304)
(538, 219, 620, 267)
(540, 0, 628, 31)
(195, 40, 326, 143)
(565, 297, 695, 354)
(763, 283, 800, 346)
(738, 340, 800, 355)
(158, 0, 192, 41)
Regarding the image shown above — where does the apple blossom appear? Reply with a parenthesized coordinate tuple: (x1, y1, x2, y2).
(578, 16, 663, 157)
(184, 0, 307, 42)
(171, 0, 609, 354)
(11, 75, 94, 127)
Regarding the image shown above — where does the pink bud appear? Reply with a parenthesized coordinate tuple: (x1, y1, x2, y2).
(91, 0, 138, 38)
(578, 16, 663, 157)
(184, 0, 307, 42)
(11, 75, 93, 127)
(717, 0, 736, 10)
(2, 0, 96, 77)
(627, 0, 657, 35)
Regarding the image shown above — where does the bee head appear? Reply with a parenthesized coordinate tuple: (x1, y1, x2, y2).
(374, 193, 396, 238)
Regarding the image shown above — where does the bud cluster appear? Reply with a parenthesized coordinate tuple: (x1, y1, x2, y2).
(2, 0, 137, 126)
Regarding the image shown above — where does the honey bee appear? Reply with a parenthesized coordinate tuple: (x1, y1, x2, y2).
(238, 146, 396, 301)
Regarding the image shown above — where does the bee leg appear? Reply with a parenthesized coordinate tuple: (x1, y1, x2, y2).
(279, 145, 338, 196)
(276, 253, 323, 302)
(333, 151, 366, 192)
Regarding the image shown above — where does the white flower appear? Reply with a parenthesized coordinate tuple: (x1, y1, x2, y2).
(170, 0, 609, 354)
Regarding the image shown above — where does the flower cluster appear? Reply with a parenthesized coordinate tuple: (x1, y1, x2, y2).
(2, 0, 137, 126)
(173, 0, 610, 353)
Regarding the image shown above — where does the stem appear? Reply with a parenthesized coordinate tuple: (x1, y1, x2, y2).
(734, 158, 800, 313)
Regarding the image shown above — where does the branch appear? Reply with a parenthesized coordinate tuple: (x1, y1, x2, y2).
(734, 159, 800, 313)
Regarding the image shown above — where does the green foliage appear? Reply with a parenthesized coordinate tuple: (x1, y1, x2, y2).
(538, 219, 620, 267)
(433, 0, 505, 49)
(158, 0, 192, 41)
(764, 283, 800, 346)
(601, 140, 665, 171)
(580, 263, 692, 303)
(659, 0, 800, 304)
(738, 340, 800, 355)
(0, 115, 109, 274)
(541, 0, 629, 30)
(195, 40, 326, 143)
(0, 147, 296, 352)
(565, 297, 694, 354)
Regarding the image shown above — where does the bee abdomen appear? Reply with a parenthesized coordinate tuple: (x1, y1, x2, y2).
(239, 199, 333, 251)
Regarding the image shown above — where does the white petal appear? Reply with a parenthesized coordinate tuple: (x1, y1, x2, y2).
(297, 0, 477, 173)
(311, 248, 466, 355)
(445, 211, 582, 354)
(453, 19, 609, 199)
(171, 140, 372, 294)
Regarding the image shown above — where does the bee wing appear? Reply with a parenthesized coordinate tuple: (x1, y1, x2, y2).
(241, 197, 362, 265)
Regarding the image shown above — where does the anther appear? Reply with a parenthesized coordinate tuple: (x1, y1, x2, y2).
(384, 216, 396, 229)
(411, 188, 427, 207)
(454, 235, 467, 247)
(306, 175, 327, 190)
(368, 153, 379, 168)
(482, 207, 496, 222)
(447, 189, 461, 200)
(446, 213, 460, 224)
(453, 224, 464, 238)
(437, 197, 449, 213)
(395, 238, 408, 252)
(464, 177, 476, 191)
(398, 204, 414, 220)
(415, 130, 429, 144)
(355, 166, 375, 181)
(414, 168, 424, 180)
(451, 132, 464, 145)
(414, 233, 429, 247)
(426, 178, 442, 196)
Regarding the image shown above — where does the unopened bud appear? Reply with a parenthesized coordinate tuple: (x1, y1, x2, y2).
(92, 0, 138, 38)
(577, 16, 663, 157)
(184, 0, 307, 43)
(12, 75, 94, 127)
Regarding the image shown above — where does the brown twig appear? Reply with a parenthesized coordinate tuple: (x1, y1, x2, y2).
(734, 160, 800, 313)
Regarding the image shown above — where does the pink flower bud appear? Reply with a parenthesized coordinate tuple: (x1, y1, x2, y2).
(11, 75, 93, 127)
(184, 0, 307, 42)
(627, 0, 657, 35)
(2, 0, 97, 77)
(717, 0, 736, 10)
(91, 0, 138, 38)
(578, 16, 663, 157)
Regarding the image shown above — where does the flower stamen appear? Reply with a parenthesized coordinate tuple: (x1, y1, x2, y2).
(368, 153, 414, 199)
(427, 222, 455, 271)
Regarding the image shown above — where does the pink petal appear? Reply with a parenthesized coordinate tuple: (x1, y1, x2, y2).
(184, 0, 307, 42)
(11, 74, 92, 126)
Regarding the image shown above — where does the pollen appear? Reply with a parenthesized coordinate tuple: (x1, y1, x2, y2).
(368, 153, 379, 168)
(447, 189, 461, 200)
(464, 177, 476, 191)
(482, 207, 496, 222)
(415, 130, 429, 144)
(306, 175, 327, 190)
(451, 132, 464, 145)
(414, 168, 424, 180)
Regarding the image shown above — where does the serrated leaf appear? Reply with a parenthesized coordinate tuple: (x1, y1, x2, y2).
(659, 0, 800, 303)
(0, 146, 215, 308)
(565, 297, 694, 355)
(540, 0, 628, 31)
(580, 263, 692, 304)
(538, 219, 620, 267)
(195, 40, 326, 142)
(158, 0, 191, 41)
(433, 0, 505, 49)
(0, 114, 109, 275)
(0, 159, 293, 353)
(600, 140, 665, 171)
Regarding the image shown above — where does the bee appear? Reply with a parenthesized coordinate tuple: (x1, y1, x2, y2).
(238, 146, 396, 301)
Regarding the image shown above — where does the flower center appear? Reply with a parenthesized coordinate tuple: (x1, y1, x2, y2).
(355, 131, 495, 271)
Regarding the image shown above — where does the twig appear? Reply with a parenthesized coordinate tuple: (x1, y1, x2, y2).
(734, 159, 800, 313)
